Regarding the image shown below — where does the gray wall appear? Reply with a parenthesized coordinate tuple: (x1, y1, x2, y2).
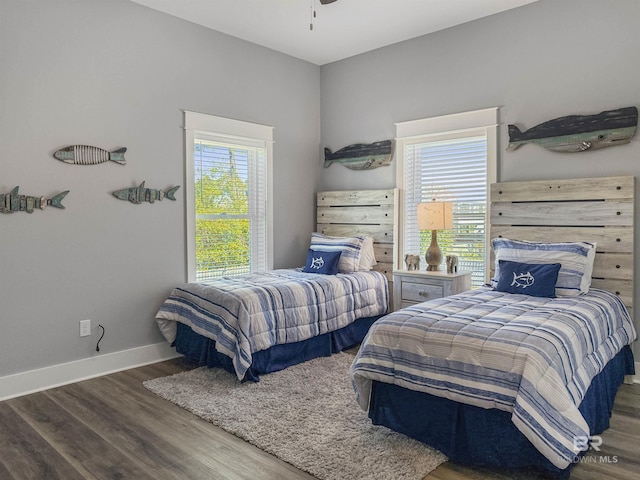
(0, 0, 320, 377)
(320, 0, 640, 356)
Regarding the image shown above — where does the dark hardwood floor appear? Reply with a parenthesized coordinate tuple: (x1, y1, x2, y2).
(1, 358, 638, 480)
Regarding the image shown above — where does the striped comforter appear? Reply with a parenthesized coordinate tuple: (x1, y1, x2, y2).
(350, 287, 636, 469)
(156, 269, 388, 380)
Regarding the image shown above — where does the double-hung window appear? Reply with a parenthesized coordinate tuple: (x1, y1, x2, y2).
(184, 111, 273, 282)
(396, 108, 497, 287)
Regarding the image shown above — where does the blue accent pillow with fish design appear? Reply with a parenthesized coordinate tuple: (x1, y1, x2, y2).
(495, 260, 561, 298)
(302, 249, 342, 275)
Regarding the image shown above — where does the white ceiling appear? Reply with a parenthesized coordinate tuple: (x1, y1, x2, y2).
(130, 0, 539, 65)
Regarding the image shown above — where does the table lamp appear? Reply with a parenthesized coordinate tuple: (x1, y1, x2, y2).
(417, 201, 453, 271)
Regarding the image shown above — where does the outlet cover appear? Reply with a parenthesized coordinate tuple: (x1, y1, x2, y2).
(80, 319, 91, 337)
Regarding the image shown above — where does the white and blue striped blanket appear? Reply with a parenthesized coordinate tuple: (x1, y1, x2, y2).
(350, 287, 636, 469)
(156, 269, 388, 380)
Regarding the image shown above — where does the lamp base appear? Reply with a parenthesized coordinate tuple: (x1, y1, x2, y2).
(425, 230, 443, 271)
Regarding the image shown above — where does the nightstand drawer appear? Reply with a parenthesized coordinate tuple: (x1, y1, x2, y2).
(401, 282, 444, 302)
(392, 270, 472, 312)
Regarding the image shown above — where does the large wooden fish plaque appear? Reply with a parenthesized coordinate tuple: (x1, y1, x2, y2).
(324, 140, 393, 170)
(507, 106, 638, 153)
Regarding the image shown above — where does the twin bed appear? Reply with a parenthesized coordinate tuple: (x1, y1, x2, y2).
(155, 188, 398, 381)
(155, 177, 636, 479)
(351, 176, 637, 478)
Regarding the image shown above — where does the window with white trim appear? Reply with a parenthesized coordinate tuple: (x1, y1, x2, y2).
(184, 111, 273, 282)
(396, 108, 497, 287)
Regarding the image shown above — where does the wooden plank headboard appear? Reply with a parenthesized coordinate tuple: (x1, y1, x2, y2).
(316, 189, 399, 282)
(490, 176, 634, 309)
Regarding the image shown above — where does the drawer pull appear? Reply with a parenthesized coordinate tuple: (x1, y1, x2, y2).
(418, 290, 429, 297)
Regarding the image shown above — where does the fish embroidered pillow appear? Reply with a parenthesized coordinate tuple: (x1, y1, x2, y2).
(491, 238, 596, 296)
(495, 260, 561, 298)
(302, 249, 342, 275)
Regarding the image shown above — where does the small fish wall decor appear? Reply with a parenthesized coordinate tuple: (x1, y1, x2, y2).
(324, 140, 394, 170)
(112, 181, 179, 204)
(1, 186, 69, 214)
(54, 145, 127, 165)
(507, 106, 638, 153)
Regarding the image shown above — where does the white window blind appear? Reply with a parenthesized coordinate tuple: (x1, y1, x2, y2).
(396, 108, 497, 287)
(185, 112, 273, 282)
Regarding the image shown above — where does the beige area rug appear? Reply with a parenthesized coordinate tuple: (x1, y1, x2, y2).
(143, 353, 447, 480)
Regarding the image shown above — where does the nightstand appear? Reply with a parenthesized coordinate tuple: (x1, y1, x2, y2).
(393, 270, 472, 311)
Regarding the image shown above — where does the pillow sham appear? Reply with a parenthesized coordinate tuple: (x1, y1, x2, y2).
(491, 238, 596, 296)
(310, 233, 365, 273)
(302, 249, 342, 275)
(495, 260, 561, 298)
(358, 236, 377, 271)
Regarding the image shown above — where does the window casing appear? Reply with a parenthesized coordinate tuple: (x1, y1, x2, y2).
(396, 108, 497, 287)
(184, 111, 273, 282)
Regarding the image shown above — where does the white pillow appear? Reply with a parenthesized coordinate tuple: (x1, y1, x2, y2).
(310, 233, 365, 273)
(491, 238, 597, 296)
(358, 236, 377, 271)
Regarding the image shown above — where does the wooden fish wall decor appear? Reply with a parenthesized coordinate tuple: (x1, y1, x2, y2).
(54, 145, 127, 165)
(1, 186, 69, 214)
(507, 106, 638, 153)
(112, 181, 179, 204)
(324, 140, 394, 170)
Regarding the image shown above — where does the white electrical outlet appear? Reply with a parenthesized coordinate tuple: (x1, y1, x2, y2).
(80, 319, 91, 337)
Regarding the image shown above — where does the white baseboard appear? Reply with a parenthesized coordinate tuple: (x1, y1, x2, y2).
(634, 361, 640, 384)
(0, 342, 181, 401)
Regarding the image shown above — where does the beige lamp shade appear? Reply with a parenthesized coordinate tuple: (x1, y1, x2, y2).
(417, 201, 453, 231)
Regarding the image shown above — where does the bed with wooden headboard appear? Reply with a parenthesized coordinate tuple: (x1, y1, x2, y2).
(350, 175, 636, 479)
(155, 188, 396, 382)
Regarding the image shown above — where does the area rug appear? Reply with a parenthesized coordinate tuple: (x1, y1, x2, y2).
(143, 353, 447, 480)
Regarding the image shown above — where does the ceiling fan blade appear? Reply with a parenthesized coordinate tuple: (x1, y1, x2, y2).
(319, 0, 338, 4)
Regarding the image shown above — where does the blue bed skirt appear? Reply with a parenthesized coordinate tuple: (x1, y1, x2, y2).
(368, 345, 634, 479)
(174, 315, 380, 381)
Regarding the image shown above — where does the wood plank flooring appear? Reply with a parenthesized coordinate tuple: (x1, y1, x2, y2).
(1, 358, 638, 480)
